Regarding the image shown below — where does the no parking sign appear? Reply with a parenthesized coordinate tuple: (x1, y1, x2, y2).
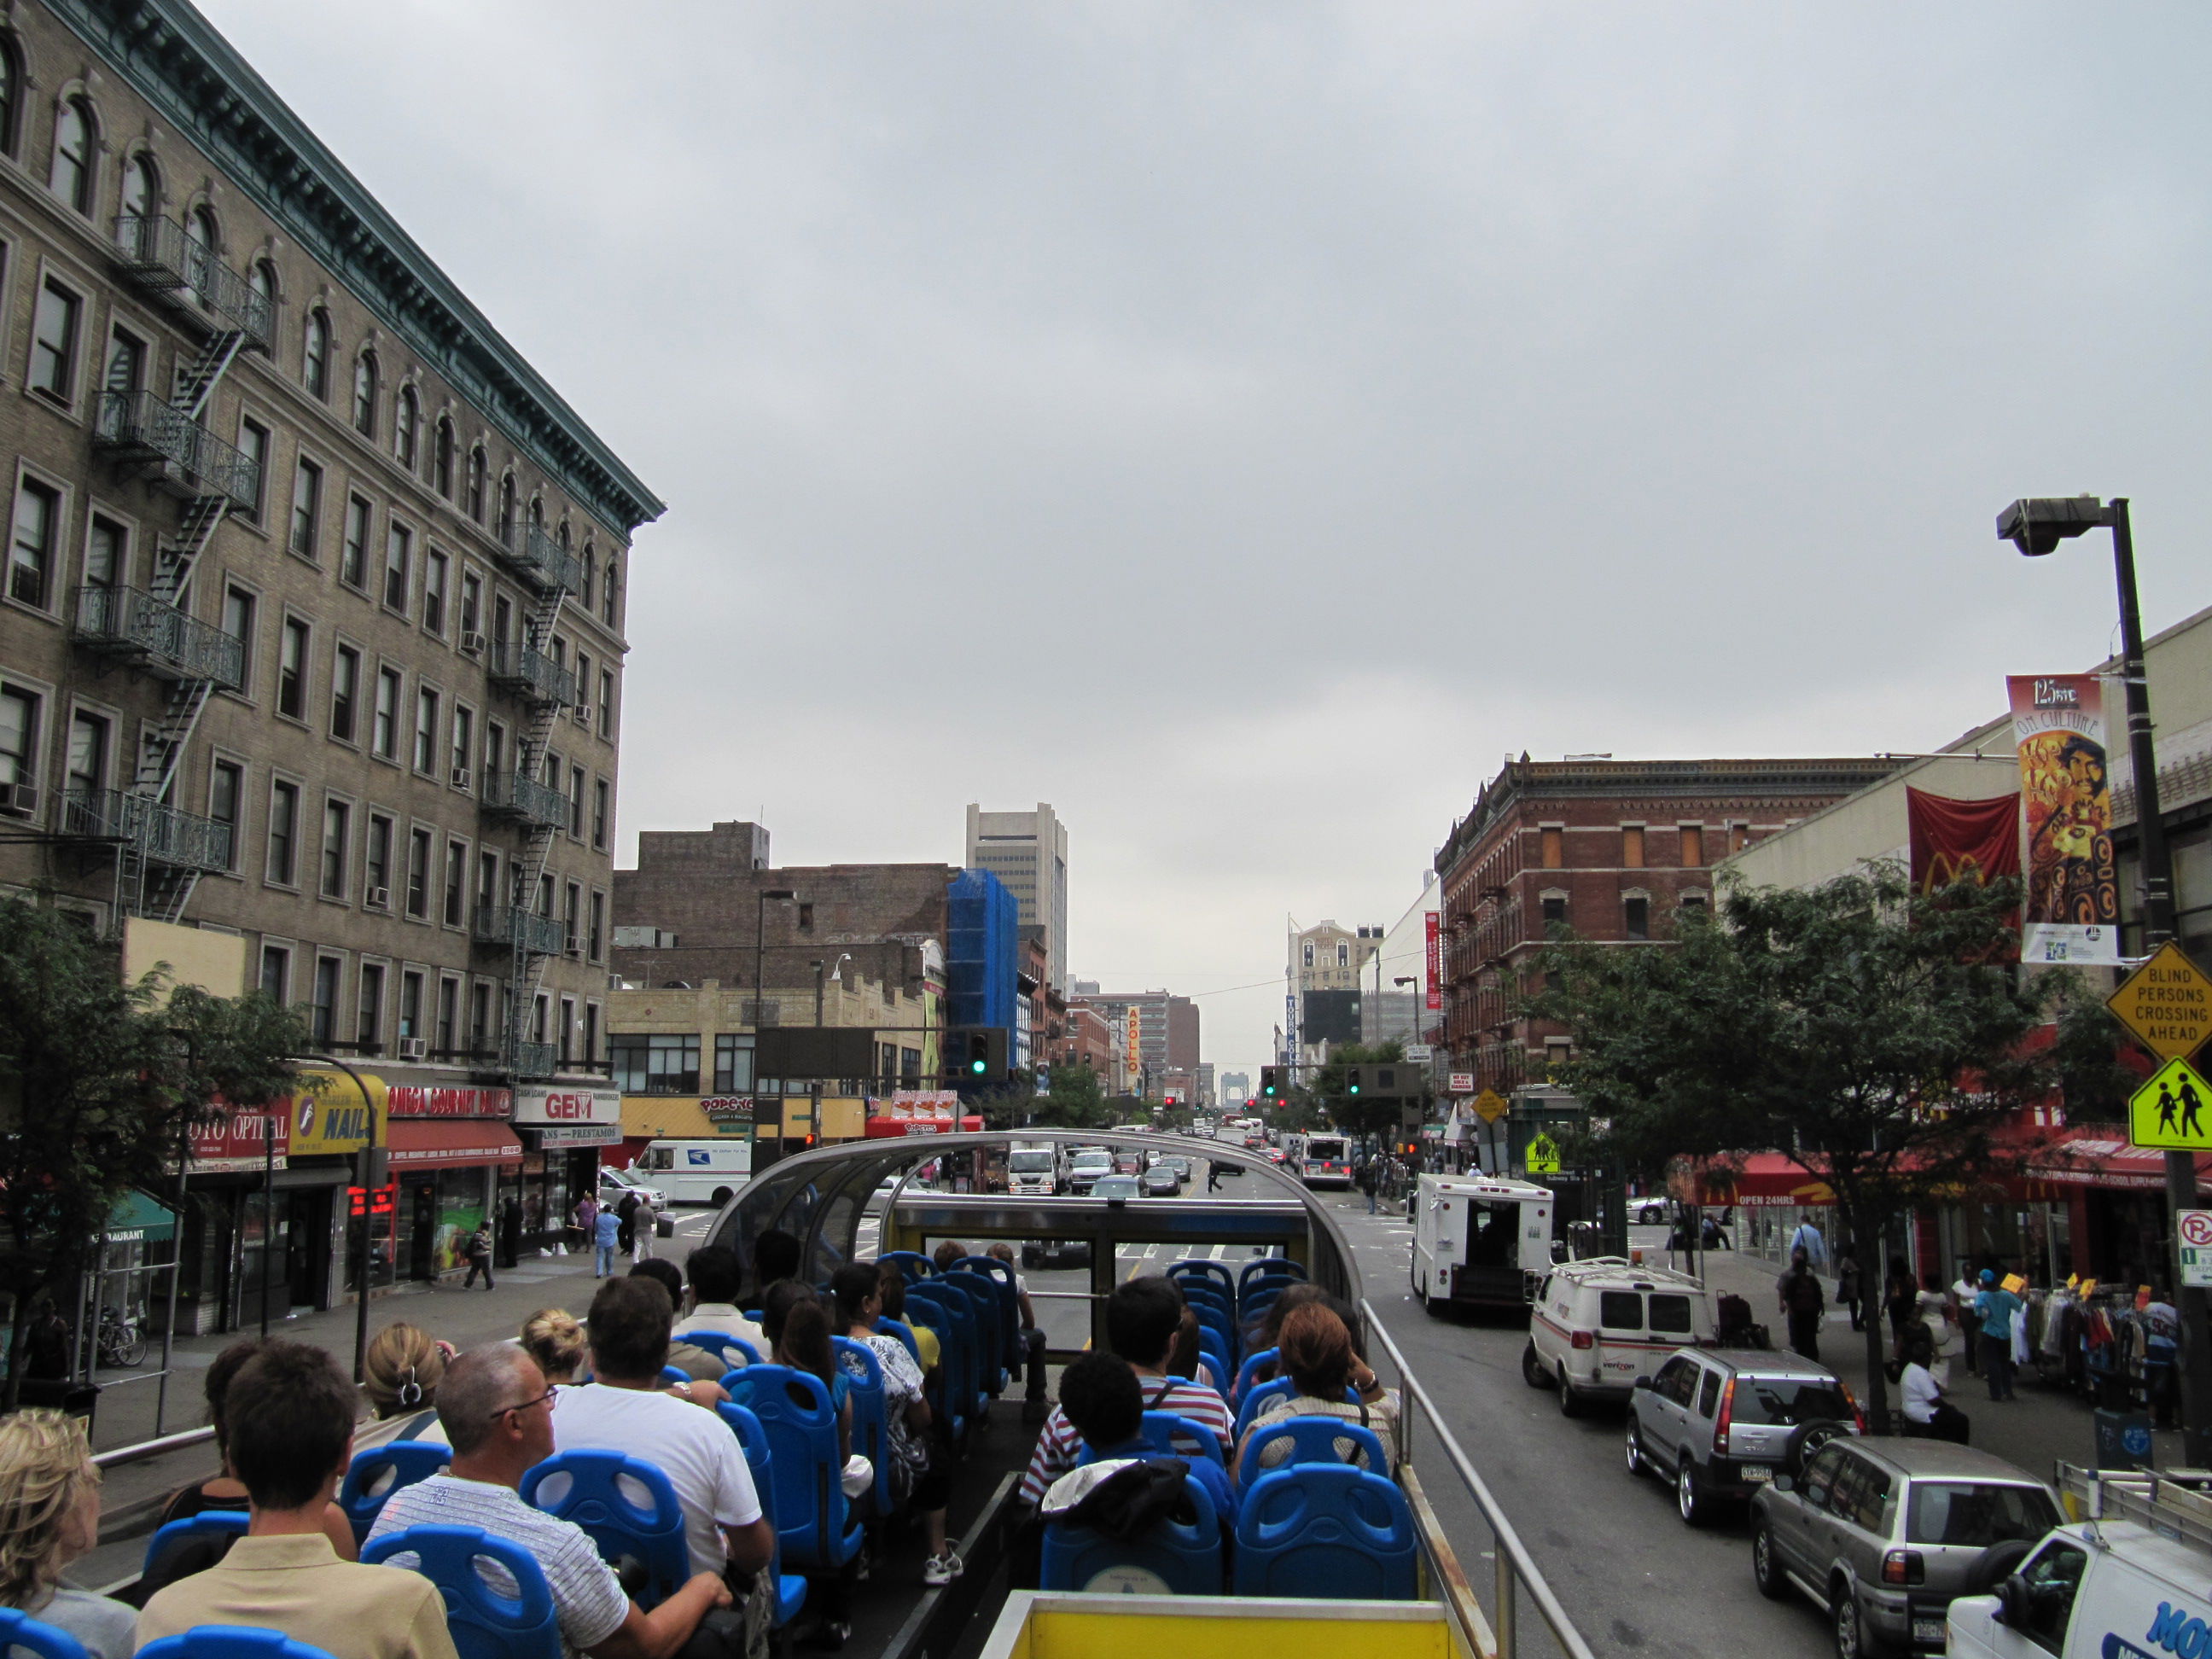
(2180, 1209, 2212, 1289)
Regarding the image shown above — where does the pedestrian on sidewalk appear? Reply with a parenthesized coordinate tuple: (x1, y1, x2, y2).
(1358, 1160, 1379, 1216)
(1837, 1249, 1863, 1330)
(1777, 1247, 1826, 1362)
(1952, 1263, 1982, 1375)
(1885, 1271, 1918, 1357)
(1788, 1218, 1827, 1272)
(632, 1190, 660, 1263)
(615, 1190, 638, 1258)
(1917, 1272, 1959, 1386)
(2145, 1286, 2180, 1430)
(461, 1223, 495, 1291)
(571, 1191, 599, 1256)
(1972, 1269, 2022, 1401)
(592, 1204, 620, 1278)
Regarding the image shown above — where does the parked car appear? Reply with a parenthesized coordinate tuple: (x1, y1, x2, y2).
(1752, 1438, 2060, 1656)
(1141, 1164, 1179, 1196)
(1627, 1348, 1862, 1524)
(1525, 1258, 1717, 1415)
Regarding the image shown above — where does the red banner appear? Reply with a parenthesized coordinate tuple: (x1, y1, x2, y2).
(1424, 912, 1442, 1012)
(1906, 788, 2020, 894)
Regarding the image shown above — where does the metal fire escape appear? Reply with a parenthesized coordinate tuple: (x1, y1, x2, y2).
(72, 215, 270, 926)
(479, 525, 583, 1078)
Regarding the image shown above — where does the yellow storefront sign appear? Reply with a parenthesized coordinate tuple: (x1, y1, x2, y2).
(289, 1068, 386, 1155)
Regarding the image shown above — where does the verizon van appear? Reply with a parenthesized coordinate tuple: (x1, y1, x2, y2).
(1411, 1173, 1558, 1313)
(632, 1139, 752, 1207)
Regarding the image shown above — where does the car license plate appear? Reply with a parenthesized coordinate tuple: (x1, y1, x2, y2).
(1738, 1464, 1773, 1482)
(1912, 1618, 1945, 1645)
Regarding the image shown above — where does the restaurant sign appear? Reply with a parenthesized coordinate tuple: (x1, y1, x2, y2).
(386, 1085, 512, 1120)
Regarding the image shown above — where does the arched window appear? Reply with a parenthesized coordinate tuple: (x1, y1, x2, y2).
(582, 544, 597, 610)
(466, 446, 486, 521)
(249, 258, 276, 306)
(434, 418, 455, 498)
(496, 474, 515, 544)
(556, 522, 569, 551)
(49, 97, 94, 213)
(1336, 941, 1348, 966)
(601, 560, 618, 627)
(1302, 943, 1314, 968)
(527, 497, 544, 534)
(395, 384, 419, 469)
(120, 153, 158, 224)
(352, 352, 377, 437)
(303, 309, 331, 399)
(0, 39, 21, 160)
(189, 203, 218, 255)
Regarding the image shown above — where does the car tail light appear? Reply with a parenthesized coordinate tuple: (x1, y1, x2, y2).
(1882, 1550, 1924, 1586)
(1713, 1377, 1736, 1455)
(1570, 1330, 1595, 1350)
(1840, 1383, 1868, 1435)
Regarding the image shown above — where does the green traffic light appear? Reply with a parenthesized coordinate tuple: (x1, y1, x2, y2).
(969, 1058, 987, 1074)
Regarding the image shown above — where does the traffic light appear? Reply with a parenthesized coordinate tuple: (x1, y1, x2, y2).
(1346, 1068, 1362, 1097)
(945, 1027, 1009, 1091)
(1260, 1066, 1284, 1099)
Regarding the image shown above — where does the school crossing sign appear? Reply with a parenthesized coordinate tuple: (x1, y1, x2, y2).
(2128, 1057, 2212, 1152)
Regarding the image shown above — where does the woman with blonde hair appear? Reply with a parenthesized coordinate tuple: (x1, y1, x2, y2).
(362, 1322, 450, 1439)
(520, 1307, 589, 1385)
(0, 1409, 135, 1657)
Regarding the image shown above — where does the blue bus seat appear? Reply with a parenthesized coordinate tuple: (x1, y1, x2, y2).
(1166, 1260, 1235, 1300)
(0, 1608, 88, 1659)
(1234, 1381, 1365, 1446)
(933, 1272, 1005, 1400)
(519, 1450, 690, 1608)
(877, 1251, 934, 1283)
(1234, 1347, 1280, 1403)
(1237, 1257, 1306, 1297)
(720, 1365, 863, 1571)
(830, 1336, 892, 1516)
(952, 1256, 1023, 1373)
(905, 1284, 981, 1425)
(1232, 1464, 1417, 1599)
(141, 1510, 250, 1580)
(1196, 1326, 1231, 1383)
(338, 1440, 452, 1543)
(897, 1297, 963, 1439)
(1041, 1471, 1221, 1595)
(657, 1365, 691, 1389)
(682, 1330, 761, 1371)
(362, 1524, 559, 1659)
(1137, 1411, 1227, 1468)
(136, 1630, 336, 1659)
(1234, 1417, 1390, 1494)
(716, 1403, 807, 1627)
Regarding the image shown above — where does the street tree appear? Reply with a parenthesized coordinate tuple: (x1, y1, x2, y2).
(1530, 864, 2071, 1423)
(0, 899, 312, 1404)
(1029, 1063, 1115, 1130)
(1307, 1040, 1410, 1142)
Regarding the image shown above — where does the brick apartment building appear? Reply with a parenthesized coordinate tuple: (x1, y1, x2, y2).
(1068, 983, 1200, 1099)
(1437, 756, 1903, 1093)
(0, 0, 656, 1322)
(1051, 999, 1116, 1082)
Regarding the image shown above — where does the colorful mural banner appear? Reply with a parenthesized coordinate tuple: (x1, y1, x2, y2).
(1905, 787, 2020, 895)
(2007, 674, 2122, 965)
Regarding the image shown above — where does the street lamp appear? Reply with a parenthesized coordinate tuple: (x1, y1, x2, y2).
(1394, 976, 1421, 1047)
(2000, 493, 2203, 1458)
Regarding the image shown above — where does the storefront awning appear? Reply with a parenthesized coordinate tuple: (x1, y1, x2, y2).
(387, 1121, 524, 1171)
(2022, 1136, 2212, 1192)
(864, 1116, 985, 1138)
(104, 1188, 175, 1244)
(1674, 1152, 1836, 1208)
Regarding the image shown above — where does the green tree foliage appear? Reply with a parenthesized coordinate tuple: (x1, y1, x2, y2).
(1306, 1039, 1409, 1140)
(1530, 865, 2069, 1420)
(0, 899, 311, 1404)
(1031, 1063, 1115, 1130)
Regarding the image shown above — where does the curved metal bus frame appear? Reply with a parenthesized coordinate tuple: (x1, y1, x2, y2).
(708, 1128, 1359, 1356)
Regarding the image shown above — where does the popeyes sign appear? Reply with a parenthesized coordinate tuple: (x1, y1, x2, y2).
(514, 1086, 620, 1126)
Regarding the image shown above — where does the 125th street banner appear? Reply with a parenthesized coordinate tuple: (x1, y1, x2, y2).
(2008, 674, 2122, 965)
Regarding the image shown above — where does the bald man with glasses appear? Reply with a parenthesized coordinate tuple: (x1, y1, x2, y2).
(366, 1346, 735, 1659)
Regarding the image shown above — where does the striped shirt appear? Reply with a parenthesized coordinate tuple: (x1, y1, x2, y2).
(365, 1474, 628, 1656)
(1017, 1374, 1232, 1505)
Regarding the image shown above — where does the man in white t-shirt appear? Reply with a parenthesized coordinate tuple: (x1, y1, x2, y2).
(370, 1344, 732, 1657)
(668, 1245, 768, 1357)
(552, 1276, 773, 1581)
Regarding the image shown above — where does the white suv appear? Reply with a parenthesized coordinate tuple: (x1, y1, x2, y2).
(1523, 1257, 1714, 1415)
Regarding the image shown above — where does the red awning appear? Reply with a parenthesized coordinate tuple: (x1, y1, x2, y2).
(1675, 1153, 1836, 1208)
(863, 1117, 984, 1138)
(2021, 1135, 2212, 1192)
(387, 1120, 523, 1170)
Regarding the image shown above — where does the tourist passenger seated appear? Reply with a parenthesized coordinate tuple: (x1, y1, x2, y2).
(0, 1409, 137, 1659)
(1235, 1304, 1398, 1481)
(363, 1324, 451, 1440)
(931, 1241, 967, 1275)
(671, 1246, 766, 1356)
(368, 1344, 733, 1659)
(876, 1261, 940, 1377)
(986, 1243, 1051, 1405)
(630, 1260, 730, 1390)
(136, 1341, 462, 1659)
(761, 1282, 854, 1465)
(552, 1277, 774, 1582)
(1166, 1307, 1225, 1396)
(154, 1336, 357, 1563)
(832, 1263, 956, 1585)
(521, 1308, 589, 1386)
(1051, 1352, 1234, 1522)
(1018, 1278, 1233, 1505)
(749, 1231, 802, 1300)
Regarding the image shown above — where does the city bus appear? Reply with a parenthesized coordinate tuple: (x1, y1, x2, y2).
(1289, 1130, 1354, 1188)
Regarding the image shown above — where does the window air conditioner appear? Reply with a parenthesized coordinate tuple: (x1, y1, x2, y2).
(398, 1037, 428, 1060)
(366, 886, 391, 908)
(460, 630, 487, 655)
(451, 766, 473, 790)
(0, 783, 38, 818)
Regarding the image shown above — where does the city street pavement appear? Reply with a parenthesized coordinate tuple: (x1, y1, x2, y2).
(70, 1204, 723, 1592)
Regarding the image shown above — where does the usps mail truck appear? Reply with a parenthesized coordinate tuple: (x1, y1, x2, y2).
(632, 1139, 753, 1207)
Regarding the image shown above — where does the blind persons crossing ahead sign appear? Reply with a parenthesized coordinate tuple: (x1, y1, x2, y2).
(2107, 942, 2212, 1062)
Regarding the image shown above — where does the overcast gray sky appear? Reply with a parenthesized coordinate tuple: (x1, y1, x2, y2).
(204, 1, 2212, 1076)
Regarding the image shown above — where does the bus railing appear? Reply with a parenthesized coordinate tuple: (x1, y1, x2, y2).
(1361, 1296, 1598, 1659)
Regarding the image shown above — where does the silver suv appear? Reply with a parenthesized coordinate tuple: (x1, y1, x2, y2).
(1751, 1437, 2059, 1656)
(1627, 1348, 1862, 1525)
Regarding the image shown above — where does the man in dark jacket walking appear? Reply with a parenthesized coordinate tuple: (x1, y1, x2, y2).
(1777, 1246, 1826, 1361)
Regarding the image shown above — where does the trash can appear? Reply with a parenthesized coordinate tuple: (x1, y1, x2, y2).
(2093, 1407, 2155, 1470)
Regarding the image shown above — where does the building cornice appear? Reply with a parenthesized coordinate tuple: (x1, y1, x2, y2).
(50, 0, 665, 534)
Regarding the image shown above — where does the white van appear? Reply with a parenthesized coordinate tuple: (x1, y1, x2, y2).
(1523, 1256, 1716, 1416)
(1411, 1173, 1557, 1313)
(1950, 1464, 2212, 1659)
(1007, 1142, 1059, 1196)
(632, 1139, 752, 1207)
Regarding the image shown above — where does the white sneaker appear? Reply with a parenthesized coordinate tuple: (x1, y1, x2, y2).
(922, 1552, 963, 1586)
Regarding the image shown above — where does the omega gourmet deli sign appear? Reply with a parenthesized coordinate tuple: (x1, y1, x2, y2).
(386, 1085, 512, 1120)
(513, 1086, 620, 1126)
